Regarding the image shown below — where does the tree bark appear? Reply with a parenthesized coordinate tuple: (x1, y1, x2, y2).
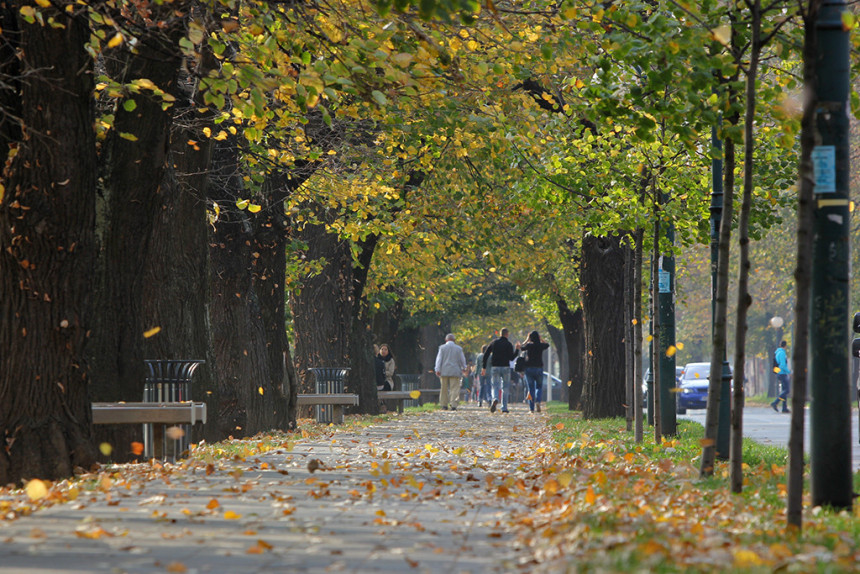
(545, 322, 569, 403)
(787, 0, 821, 530)
(289, 210, 355, 400)
(701, 84, 740, 477)
(557, 299, 584, 410)
(581, 233, 626, 419)
(0, 3, 98, 483)
(731, 0, 762, 494)
(88, 10, 187, 460)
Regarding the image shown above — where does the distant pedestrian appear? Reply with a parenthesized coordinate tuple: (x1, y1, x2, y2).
(435, 334, 468, 411)
(771, 340, 791, 413)
(481, 328, 520, 413)
(376, 344, 395, 392)
(520, 330, 550, 413)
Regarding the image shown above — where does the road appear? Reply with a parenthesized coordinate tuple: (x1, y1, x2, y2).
(680, 406, 860, 470)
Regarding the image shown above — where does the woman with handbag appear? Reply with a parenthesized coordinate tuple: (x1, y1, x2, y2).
(520, 331, 550, 413)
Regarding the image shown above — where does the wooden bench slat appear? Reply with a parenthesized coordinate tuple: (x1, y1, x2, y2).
(92, 402, 207, 425)
(377, 391, 414, 400)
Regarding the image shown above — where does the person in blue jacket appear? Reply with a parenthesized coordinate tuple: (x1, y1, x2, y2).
(771, 340, 791, 413)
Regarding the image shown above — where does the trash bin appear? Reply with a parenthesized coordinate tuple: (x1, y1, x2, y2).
(309, 367, 350, 424)
(398, 374, 421, 408)
(143, 359, 205, 460)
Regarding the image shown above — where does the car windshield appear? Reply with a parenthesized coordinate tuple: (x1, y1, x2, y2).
(683, 364, 710, 381)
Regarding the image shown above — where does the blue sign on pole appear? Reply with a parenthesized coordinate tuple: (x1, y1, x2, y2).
(812, 145, 836, 193)
(658, 270, 671, 294)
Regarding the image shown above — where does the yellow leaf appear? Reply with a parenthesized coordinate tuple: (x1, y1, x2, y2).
(494, 450, 502, 458)
(665, 346, 676, 357)
(25, 479, 48, 501)
(34, 0, 51, 6)
(202, 127, 212, 137)
(711, 24, 731, 46)
(258, 386, 264, 395)
(206, 498, 220, 510)
(409, 390, 421, 399)
(143, 326, 161, 338)
(733, 549, 763, 567)
(676, 342, 684, 350)
(213, 130, 228, 141)
(166, 563, 188, 574)
(557, 472, 572, 488)
(106, 34, 124, 49)
(375, 509, 386, 516)
(452, 447, 464, 456)
(236, 199, 249, 210)
(646, 335, 653, 342)
(584, 485, 596, 504)
(224, 510, 242, 520)
(247, 204, 262, 213)
(135, 78, 157, 91)
(99, 442, 113, 456)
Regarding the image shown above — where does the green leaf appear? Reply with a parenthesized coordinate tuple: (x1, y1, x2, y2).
(119, 132, 138, 141)
(123, 99, 137, 112)
(371, 90, 388, 106)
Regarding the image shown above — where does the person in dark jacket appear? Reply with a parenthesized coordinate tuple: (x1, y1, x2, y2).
(481, 328, 520, 413)
(520, 330, 550, 413)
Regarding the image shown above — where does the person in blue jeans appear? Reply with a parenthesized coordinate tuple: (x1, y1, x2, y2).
(520, 330, 550, 413)
(481, 329, 519, 413)
(771, 340, 791, 413)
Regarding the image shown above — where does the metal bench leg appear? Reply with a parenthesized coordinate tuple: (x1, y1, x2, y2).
(333, 405, 344, 424)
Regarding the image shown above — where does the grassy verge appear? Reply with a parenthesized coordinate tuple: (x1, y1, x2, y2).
(537, 401, 860, 572)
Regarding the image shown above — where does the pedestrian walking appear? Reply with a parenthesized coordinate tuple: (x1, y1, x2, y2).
(771, 340, 791, 413)
(520, 330, 550, 413)
(435, 333, 468, 411)
(481, 328, 520, 413)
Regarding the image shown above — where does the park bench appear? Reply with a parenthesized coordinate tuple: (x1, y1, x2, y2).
(92, 401, 207, 460)
(377, 390, 416, 414)
(296, 393, 359, 424)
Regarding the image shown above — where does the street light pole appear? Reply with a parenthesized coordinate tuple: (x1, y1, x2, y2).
(809, 0, 852, 510)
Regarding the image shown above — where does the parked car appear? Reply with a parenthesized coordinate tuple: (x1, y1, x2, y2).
(676, 362, 711, 414)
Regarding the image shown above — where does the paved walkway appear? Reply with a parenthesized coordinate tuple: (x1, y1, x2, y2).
(0, 403, 551, 573)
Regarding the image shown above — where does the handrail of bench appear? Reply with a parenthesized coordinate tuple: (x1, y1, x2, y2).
(92, 402, 207, 425)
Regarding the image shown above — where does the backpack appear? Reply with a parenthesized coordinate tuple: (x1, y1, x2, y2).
(515, 351, 527, 373)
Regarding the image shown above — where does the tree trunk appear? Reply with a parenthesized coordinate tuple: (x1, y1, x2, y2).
(731, 0, 762, 493)
(545, 323, 569, 403)
(787, 0, 821, 530)
(581, 234, 626, 419)
(420, 323, 448, 388)
(0, 3, 98, 483)
(633, 228, 645, 443)
(207, 138, 274, 437)
(290, 211, 354, 400)
(88, 13, 186, 461)
(701, 84, 740, 477)
(557, 299, 584, 410)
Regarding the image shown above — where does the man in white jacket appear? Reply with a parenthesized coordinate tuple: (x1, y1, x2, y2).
(435, 333, 468, 411)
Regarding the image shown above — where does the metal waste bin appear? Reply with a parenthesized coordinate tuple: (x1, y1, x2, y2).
(309, 367, 349, 424)
(398, 374, 421, 408)
(143, 359, 205, 460)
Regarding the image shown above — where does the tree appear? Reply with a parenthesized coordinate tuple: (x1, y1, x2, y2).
(0, 2, 99, 484)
